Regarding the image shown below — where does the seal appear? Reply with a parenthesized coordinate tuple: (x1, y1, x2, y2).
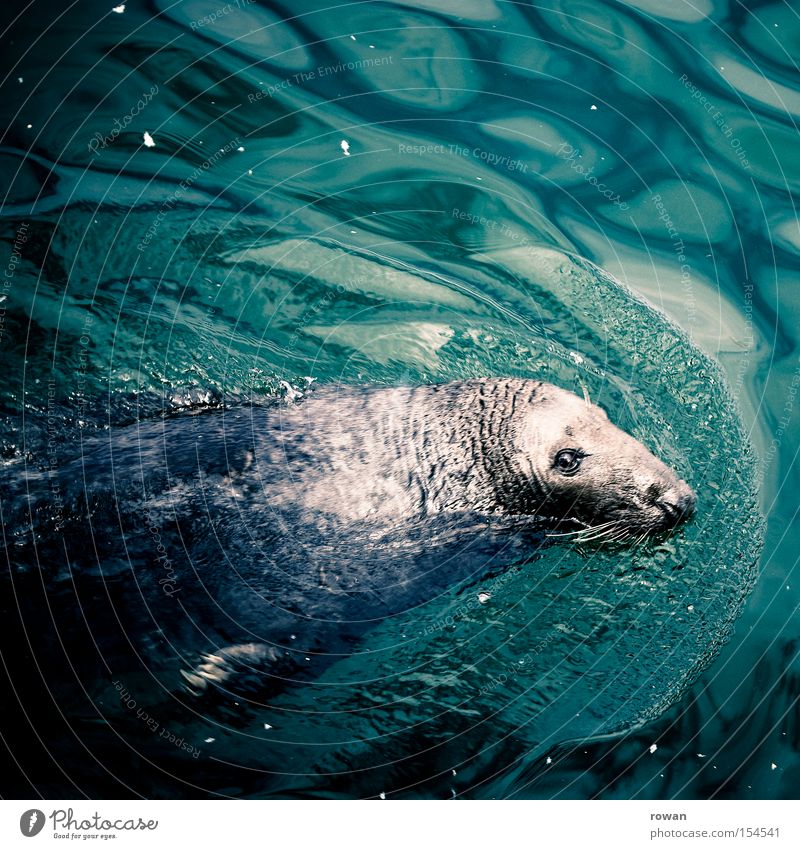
(3, 378, 695, 697)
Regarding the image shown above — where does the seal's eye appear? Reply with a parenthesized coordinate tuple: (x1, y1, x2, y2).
(553, 449, 585, 476)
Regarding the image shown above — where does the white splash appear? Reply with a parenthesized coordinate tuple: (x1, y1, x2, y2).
(280, 379, 303, 402)
(340, 139, 351, 156)
(143, 131, 155, 147)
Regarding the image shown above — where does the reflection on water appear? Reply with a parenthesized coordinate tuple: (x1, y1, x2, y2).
(0, 0, 796, 799)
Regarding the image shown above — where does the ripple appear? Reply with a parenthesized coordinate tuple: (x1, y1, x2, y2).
(392, 0, 505, 23)
(155, 0, 312, 70)
(735, 115, 800, 189)
(739, 4, 800, 69)
(304, 320, 454, 369)
(241, 246, 762, 782)
(770, 214, 800, 253)
(0, 0, 781, 800)
(715, 54, 800, 118)
(621, 0, 715, 24)
(302, 5, 478, 111)
(604, 179, 732, 242)
(534, 0, 676, 96)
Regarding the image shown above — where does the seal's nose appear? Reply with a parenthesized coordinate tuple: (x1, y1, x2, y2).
(656, 482, 696, 527)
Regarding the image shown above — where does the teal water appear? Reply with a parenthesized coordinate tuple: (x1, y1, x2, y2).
(0, 0, 795, 799)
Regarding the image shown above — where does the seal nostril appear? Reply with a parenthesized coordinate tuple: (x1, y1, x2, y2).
(656, 488, 696, 526)
(657, 500, 680, 523)
(677, 490, 696, 515)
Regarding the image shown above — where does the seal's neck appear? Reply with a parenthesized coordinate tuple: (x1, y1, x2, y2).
(404, 379, 546, 517)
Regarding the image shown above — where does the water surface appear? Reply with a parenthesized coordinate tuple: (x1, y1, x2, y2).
(0, 0, 795, 799)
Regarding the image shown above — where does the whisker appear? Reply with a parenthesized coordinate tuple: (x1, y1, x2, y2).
(600, 530, 624, 544)
(574, 522, 625, 543)
(585, 522, 639, 546)
(545, 520, 617, 539)
(577, 532, 614, 544)
(546, 517, 649, 548)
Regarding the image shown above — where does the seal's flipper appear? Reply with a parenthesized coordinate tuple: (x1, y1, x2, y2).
(180, 642, 282, 696)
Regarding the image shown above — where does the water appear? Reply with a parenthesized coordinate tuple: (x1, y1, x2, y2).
(0, 0, 795, 799)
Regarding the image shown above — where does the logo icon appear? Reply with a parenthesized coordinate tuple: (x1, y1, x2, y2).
(19, 810, 46, 837)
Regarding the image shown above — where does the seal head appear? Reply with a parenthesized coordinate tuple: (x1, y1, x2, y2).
(512, 383, 696, 539)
